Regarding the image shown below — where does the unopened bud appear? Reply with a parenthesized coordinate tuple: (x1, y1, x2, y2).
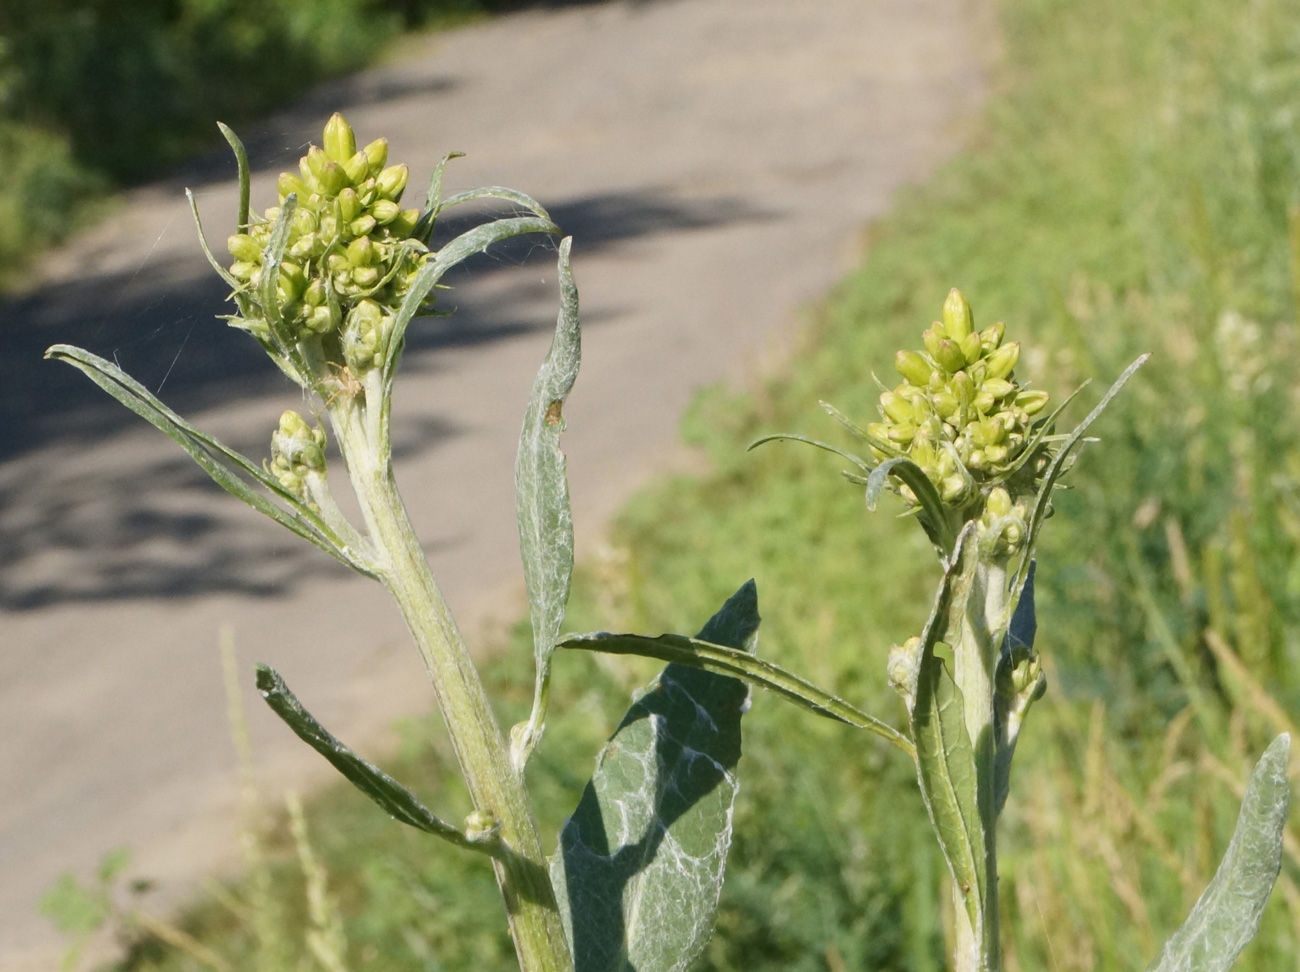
(942, 288, 974, 341)
(227, 233, 261, 263)
(986, 486, 1012, 518)
(979, 322, 1005, 351)
(390, 208, 420, 237)
(986, 342, 1020, 380)
(361, 138, 389, 175)
(376, 163, 409, 200)
(278, 172, 311, 202)
(464, 810, 501, 844)
(896, 349, 932, 386)
(343, 150, 370, 186)
(887, 637, 923, 708)
(323, 113, 357, 164)
(371, 199, 401, 225)
(337, 187, 363, 222)
(880, 391, 913, 423)
(983, 377, 1015, 400)
(960, 331, 982, 366)
(346, 235, 375, 267)
(1015, 389, 1049, 415)
(350, 215, 377, 238)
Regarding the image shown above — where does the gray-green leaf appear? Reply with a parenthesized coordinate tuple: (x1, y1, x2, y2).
(44, 345, 377, 578)
(1145, 734, 1291, 972)
(551, 581, 759, 972)
(513, 237, 580, 768)
(256, 665, 484, 853)
(559, 627, 911, 756)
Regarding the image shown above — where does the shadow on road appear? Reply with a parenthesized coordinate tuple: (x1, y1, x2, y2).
(0, 188, 773, 610)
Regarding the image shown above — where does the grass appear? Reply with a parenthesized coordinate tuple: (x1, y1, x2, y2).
(59, 0, 1300, 967)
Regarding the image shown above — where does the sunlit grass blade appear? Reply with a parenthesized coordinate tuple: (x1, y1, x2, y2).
(1145, 734, 1291, 972)
(44, 344, 378, 578)
(512, 238, 581, 770)
(256, 665, 490, 854)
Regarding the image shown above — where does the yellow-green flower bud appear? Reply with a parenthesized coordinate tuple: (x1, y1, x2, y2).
(361, 138, 389, 175)
(983, 377, 1015, 400)
(1015, 389, 1049, 415)
(270, 410, 327, 496)
(371, 199, 401, 225)
(317, 160, 349, 197)
(323, 112, 357, 164)
(346, 235, 375, 267)
(923, 326, 945, 359)
(350, 215, 377, 237)
(986, 341, 1020, 381)
(960, 331, 981, 366)
(376, 163, 409, 200)
(879, 391, 913, 424)
(887, 636, 923, 708)
(228, 233, 261, 263)
(337, 187, 363, 222)
(896, 349, 931, 386)
(306, 304, 338, 334)
(391, 208, 420, 237)
(353, 267, 380, 288)
(941, 288, 973, 341)
(343, 151, 370, 186)
(933, 339, 965, 375)
(278, 172, 311, 202)
(979, 322, 1005, 351)
(986, 486, 1012, 518)
(278, 261, 307, 302)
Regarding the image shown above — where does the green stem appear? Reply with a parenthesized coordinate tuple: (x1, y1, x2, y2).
(329, 394, 573, 972)
(950, 557, 1007, 972)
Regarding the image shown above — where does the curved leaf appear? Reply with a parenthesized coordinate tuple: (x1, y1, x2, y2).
(1146, 734, 1291, 972)
(561, 627, 913, 757)
(256, 665, 487, 853)
(865, 456, 958, 559)
(512, 238, 581, 769)
(746, 433, 873, 473)
(44, 345, 378, 578)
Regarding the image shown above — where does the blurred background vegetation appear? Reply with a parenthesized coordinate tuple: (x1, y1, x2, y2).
(40, 0, 1300, 967)
(0, 0, 541, 289)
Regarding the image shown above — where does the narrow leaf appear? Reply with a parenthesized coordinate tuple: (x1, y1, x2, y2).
(912, 651, 986, 937)
(513, 237, 581, 768)
(438, 186, 551, 221)
(746, 433, 873, 473)
(257, 195, 298, 331)
(44, 345, 377, 578)
(561, 629, 913, 756)
(414, 150, 465, 241)
(1145, 734, 1291, 972)
(186, 188, 243, 292)
(1015, 354, 1148, 593)
(256, 665, 485, 852)
(216, 122, 250, 230)
(551, 582, 758, 972)
(865, 456, 958, 558)
(383, 215, 562, 384)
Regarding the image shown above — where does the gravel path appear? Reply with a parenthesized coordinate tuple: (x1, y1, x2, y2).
(0, 1, 986, 964)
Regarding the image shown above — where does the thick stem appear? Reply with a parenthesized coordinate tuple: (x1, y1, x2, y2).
(330, 396, 573, 972)
(949, 557, 1009, 972)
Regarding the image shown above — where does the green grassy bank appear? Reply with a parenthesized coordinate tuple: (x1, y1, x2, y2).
(55, 0, 1300, 967)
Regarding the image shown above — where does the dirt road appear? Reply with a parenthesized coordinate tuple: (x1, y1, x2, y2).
(0, 0, 986, 964)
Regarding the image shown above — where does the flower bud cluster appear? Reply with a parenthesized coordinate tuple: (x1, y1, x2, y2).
(226, 113, 426, 372)
(868, 289, 1049, 514)
(269, 410, 327, 499)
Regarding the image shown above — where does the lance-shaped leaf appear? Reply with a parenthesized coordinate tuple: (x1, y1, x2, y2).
(256, 665, 488, 854)
(910, 527, 987, 938)
(381, 214, 561, 388)
(1013, 354, 1149, 595)
(551, 581, 759, 972)
(44, 345, 377, 578)
(560, 626, 912, 756)
(1145, 734, 1291, 972)
(866, 456, 959, 560)
(512, 238, 581, 769)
